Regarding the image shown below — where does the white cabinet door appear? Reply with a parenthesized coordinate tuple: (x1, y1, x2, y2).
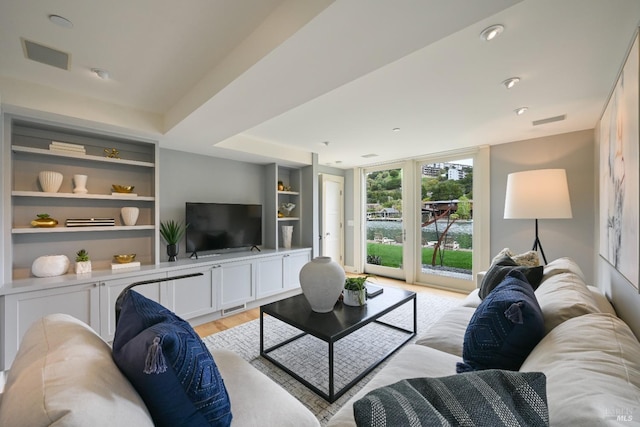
(2, 282, 100, 370)
(284, 250, 311, 290)
(218, 260, 254, 309)
(256, 255, 284, 298)
(99, 272, 166, 342)
(169, 266, 216, 319)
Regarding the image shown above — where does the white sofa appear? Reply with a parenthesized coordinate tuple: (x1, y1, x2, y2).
(0, 313, 319, 427)
(327, 258, 640, 426)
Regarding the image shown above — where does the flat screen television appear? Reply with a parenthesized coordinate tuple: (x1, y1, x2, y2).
(185, 202, 262, 257)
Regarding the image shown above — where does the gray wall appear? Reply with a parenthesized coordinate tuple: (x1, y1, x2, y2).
(490, 129, 595, 284)
(159, 148, 264, 257)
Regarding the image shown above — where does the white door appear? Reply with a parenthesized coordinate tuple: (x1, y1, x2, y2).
(321, 174, 344, 265)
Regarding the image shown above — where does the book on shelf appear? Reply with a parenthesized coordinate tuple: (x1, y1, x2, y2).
(111, 261, 141, 270)
(51, 140, 86, 150)
(49, 145, 86, 154)
(111, 192, 138, 197)
(65, 218, 115, 227)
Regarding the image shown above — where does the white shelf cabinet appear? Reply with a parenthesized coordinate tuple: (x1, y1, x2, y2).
(217, 260, 255, 311)
(3, 115, 159, 281)
(264, 164, 303, 250)
(169, 265, 218, 320)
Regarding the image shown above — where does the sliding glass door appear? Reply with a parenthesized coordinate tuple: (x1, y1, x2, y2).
(363, 164, 407, 280)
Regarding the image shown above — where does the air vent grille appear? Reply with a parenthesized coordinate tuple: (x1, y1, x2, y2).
(22, 39, 70, 70)
(532, 115, 566, 126)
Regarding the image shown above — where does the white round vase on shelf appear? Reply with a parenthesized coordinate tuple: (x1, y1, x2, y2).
(121, 207, 139, 226)
(38, 171, 63, 193)
(73, 174, 88, 194)
(299, 256, 345, 313)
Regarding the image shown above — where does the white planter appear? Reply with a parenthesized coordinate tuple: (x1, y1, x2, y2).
(32, 255, 70, 277)
(38, 171, 63, 193)
(299, 256, 345, 313)
(75, 261, 92, 274)
(73, 174, 88, 194)
(281, 225, 293, 249)
(121, 207, 139, 226)
(343, 289, 366, 306)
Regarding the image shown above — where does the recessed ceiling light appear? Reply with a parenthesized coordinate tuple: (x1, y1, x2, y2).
(502, 77, 520, 89)
(514, 107, 528, 116)
(322, 141, 330, 146)
(392, 128, 400, 132)
(480, 24, 504, 41)
(91, 68, 110, 80)
(48, 14, 73, 29)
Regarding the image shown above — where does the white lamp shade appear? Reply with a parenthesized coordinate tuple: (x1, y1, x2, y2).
(504, 169, 572, 219)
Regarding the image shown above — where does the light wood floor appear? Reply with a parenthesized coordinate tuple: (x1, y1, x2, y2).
(194, 275, 465, 337)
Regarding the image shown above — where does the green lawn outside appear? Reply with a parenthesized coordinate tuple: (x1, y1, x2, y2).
(367, 243, 472, 270)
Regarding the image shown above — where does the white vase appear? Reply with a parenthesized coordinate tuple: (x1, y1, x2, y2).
(299, 256, 345, 313)
(121, 207, 139, 226)
(38, 171, 63, 193)
(75, 261, 92, 274)
(31, 255, 70, 277)
(281, 225, 293, 249)
(343, 289, 366, 306)
(73, 174, 88, 194)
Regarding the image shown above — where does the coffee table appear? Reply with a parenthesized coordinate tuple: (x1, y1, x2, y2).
(260, 286, 416, 402)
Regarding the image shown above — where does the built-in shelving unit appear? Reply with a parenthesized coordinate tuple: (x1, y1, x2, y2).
(3, 115, 159, 281)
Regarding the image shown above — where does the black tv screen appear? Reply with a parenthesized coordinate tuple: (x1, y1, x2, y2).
(185, 202, 262, 255)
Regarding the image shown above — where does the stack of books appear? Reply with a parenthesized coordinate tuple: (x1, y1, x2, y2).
(49, 141, 86, 155)
(65, 218, 115, 227)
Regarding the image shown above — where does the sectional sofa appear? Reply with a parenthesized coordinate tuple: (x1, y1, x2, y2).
(327, 257, 640, 426)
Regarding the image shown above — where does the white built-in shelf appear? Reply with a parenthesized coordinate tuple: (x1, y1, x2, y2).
(12, 225, 155, 234)
(278, 190, 299, 196)
(12, 190, 155, 201)
(12, 145, 155, 168)
(277, 217, 300, 221)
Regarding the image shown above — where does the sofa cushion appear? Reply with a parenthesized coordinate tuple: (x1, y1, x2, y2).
(326, 345, 460, 427)
(520, 313, 640, 426)
(534, 271, 600, 333)
(492, 248, 540, 267)
(353, 370, 548, 427)
(112, 290, 232, 427)
(415, 305, 476, 357)
(479, 254, 544, 299)
(541, 257, 586, 282)
(457, 270, 544, 373)
(0, 314, 153, 427)
(211, 349, 320, 427)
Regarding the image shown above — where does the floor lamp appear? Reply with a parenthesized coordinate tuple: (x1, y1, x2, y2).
(503, 169, 572, 264)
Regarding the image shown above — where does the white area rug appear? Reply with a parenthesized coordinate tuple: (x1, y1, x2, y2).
(203, 292, 461, 425)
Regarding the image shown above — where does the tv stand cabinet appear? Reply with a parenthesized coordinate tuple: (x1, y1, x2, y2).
(0, 247, 311, 371)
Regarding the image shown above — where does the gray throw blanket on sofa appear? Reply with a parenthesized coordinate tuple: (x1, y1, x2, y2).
(353, 370, 548, 427)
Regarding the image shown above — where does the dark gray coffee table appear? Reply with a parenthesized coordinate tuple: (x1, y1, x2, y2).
(260, 286, 416, 402)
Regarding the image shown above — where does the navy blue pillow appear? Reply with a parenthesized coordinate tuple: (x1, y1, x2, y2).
(112, 290, 232, 427)
(457, 270, 544, 373)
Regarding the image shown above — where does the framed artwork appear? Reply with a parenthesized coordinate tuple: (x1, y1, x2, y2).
(599, 30, 640, 290)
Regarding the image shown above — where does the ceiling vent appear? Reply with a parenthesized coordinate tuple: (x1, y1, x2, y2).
(532, 115, 566, 126)
(22, 39, 70, 70)
(361, 153, 379, 158)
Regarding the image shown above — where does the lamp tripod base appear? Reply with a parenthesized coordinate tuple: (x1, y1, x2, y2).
(531, 219, 548, 265)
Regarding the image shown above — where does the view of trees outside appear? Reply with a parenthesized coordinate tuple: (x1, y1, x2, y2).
(366, 161, 473, 276)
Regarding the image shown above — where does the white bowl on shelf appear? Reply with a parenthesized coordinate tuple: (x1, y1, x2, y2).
(38, 171, 63, 193)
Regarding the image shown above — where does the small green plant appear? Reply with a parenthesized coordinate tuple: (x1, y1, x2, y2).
(75, 249, 89, 262)
(344, 275, 374, 305)
(37, 213, 51, 219)
(159, 220, 188, 245)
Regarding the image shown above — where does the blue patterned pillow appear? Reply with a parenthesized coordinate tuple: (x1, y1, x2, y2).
(112, 290, 232, 427)
(457, 270, 544, 373)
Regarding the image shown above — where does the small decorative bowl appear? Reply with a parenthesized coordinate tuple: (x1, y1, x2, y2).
(113, 254, 136, 264)
(112, 184, 134, 193)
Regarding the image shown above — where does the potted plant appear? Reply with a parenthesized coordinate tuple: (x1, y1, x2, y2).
(160, 220, 187, 261)
(75, 249, 91, 274)
(343, 275, 372, 306)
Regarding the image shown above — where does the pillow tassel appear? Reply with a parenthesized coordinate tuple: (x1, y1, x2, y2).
(504, 302, 524, 324)
(144, 336, 167, 374)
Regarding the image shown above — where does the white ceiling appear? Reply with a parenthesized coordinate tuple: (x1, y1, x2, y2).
(1, 0, 639, 169)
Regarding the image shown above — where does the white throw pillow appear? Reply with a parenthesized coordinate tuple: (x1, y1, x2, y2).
(0, 314, 153, 427)
(491, 248, 540, 267)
